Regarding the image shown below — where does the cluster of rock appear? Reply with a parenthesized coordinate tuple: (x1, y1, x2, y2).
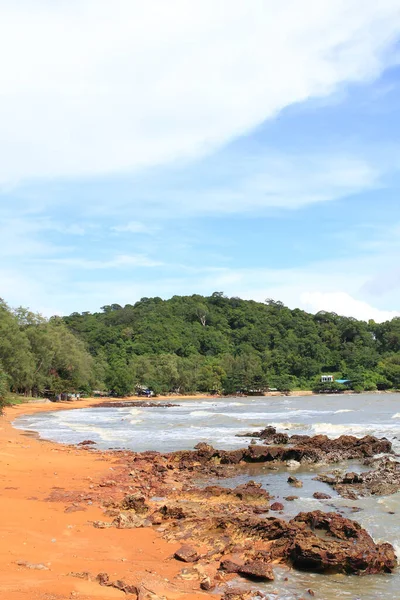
(168, 432, 392, 468)
(315, 456, 400, 499)
(70, 430, 398, 598)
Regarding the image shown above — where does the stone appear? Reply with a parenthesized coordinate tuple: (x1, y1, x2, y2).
(237, 561, 275, 581)
(313, 492, 331, 500)
(270, 502, 284, 511)
(200, 576, 214, 590)
(288, 476, 303, 488)
(174, 545, 199, 563)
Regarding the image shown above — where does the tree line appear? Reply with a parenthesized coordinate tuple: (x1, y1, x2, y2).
(1, 292, 400, 406)
(0, 299, 96, 407)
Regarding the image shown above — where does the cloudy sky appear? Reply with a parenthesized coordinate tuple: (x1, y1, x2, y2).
(1, 0, 400, 321)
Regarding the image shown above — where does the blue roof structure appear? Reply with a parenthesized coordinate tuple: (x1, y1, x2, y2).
(335, 379, 350, 384)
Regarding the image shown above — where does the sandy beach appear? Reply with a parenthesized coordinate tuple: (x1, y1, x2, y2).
(0, 397, 212, 600)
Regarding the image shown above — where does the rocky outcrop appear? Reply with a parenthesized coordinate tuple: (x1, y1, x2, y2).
(80, 432, 397, 598)
(315, 458, 400, 499)
(174, 545, 200, 562)
(220, 559, 274, 581)
(168, 434, 393, 470)
(279, 511, 397, 574)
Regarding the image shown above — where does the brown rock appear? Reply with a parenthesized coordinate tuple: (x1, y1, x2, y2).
(200, 576, 214, 590)
(174, 545, 199, 563)
(238, 561, 274, 581)
(288, 476, 303, 488)
(121, 493, 149, 513)
(270, 502, 284, 511)
(313, 492, 331, 500)
(220, 559, 241, 573)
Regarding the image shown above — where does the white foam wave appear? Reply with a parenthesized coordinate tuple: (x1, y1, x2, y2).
(393, 544, 400, 560)
(392, 413, 400, 419)
(270, 422, 306, 431)
(334, 409, 355, 414)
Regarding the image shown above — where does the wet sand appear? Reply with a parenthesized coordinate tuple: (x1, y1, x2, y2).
(0, 397, 212, 600)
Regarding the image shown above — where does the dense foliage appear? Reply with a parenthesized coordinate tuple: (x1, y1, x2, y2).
(1, 293, 400, 400)
(0, 299, 95, 401)
(61, 293, 400, 395)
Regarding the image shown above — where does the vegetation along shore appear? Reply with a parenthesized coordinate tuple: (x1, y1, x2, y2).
(1, 293, 400, 406)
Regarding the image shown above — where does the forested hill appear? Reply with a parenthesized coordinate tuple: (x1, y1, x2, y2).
(1, 293, 400, 402)
(62, 293, 400, 395)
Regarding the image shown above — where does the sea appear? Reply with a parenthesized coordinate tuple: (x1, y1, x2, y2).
(14, 393, 400, 600)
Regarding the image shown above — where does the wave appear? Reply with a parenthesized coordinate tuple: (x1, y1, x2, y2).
(392, 413, 400, 419)
(270, 422, 307, 431)
(334, 409, 355, 414)
(128, 407, 143, 417)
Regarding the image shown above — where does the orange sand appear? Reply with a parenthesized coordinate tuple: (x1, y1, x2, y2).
(0, 398, 213, 600)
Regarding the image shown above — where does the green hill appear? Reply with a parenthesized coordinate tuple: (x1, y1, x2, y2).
(1, 292, 400, 402)
(62, 293, 400, 395)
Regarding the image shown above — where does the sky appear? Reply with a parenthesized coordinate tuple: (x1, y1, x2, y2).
(1, 0, 400, 322)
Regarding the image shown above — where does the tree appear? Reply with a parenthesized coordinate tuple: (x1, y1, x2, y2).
(0, 363, 9, 411)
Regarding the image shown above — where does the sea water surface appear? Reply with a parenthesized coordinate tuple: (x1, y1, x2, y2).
(14, 393, 400, 599)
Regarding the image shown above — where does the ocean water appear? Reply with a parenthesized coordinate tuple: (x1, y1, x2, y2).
(14, 393, 400, 599)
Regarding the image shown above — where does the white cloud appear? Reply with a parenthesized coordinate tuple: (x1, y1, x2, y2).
(112, 221, 154, 234)
(300, 291, 400, 322)
(0, 0, 399, 184)
(44, 254, 162, 269)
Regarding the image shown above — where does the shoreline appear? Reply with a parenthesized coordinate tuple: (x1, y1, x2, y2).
(0, 398, 212, 600)
(2, 394, 398, 600)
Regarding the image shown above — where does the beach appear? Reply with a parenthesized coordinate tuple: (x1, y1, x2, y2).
(0, 397, 211, 600)
(3, 393, 400, 600)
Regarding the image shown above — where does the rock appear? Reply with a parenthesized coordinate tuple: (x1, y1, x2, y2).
(285, 495, 299, 501)
(259, 426, 277, 439)
(288, 476, 303, 488)
(96, 572, 138, 596)
(221, 588, 258, 600)
(313, 492, 331, 500)
(315, 460, 400, 499)
(281, 511, 397, 574)
(200, 576, 214, 590)
(112, 512, 147, 529)
(77, 439, 96, 446)
(220, 559, 241, 573)
(237, 561, 274, 581)
(121, 493, 149, 513)
(96, 572, 110, 585)
(270, 502, 284, 511)
(174, 545, 199, 563)
(176, 567, 201, 581)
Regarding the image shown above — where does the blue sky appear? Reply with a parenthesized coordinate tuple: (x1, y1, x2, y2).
(1, 1, 400, 321)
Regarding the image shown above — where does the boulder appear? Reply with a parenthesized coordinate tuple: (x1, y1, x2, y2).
(312, 492, 331, 500)
(270, 502, 284, 511)
(237, 561, 274, 581)
(174, 545, 199, 563)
